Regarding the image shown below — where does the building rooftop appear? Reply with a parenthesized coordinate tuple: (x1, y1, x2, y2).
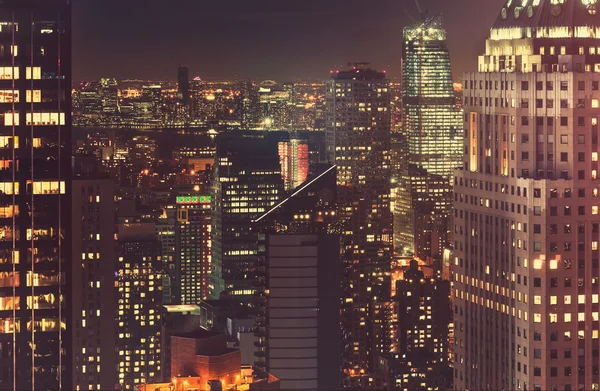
(331, 67, 386, 80)
(492, 0, 600, 31)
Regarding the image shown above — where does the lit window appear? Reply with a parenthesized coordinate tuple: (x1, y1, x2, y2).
(25, 67, 41, 80)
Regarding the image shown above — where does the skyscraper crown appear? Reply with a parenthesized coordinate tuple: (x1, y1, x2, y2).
(493, 0, 599, 31)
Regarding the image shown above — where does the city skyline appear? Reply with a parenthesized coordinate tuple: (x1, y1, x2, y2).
(72, 0, 505, 82)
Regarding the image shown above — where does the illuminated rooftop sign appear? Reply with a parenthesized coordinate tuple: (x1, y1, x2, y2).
(176, 195, 211, 204)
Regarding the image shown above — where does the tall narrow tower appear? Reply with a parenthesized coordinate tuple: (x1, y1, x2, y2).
(454, 1, 600, 390)
(0, 1, 72, 390)
(326, 67, 392, 388)
(397, 15, 462, 260)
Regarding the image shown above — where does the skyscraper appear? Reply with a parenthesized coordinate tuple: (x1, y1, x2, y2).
(278, 135, 309, 191)
(177, 65, 190, 106)
(174, 192, 211, 304)
(71, 171, 117, 391)
(209, 133, 284, 304)
(397, 16, 462, 260)
(254, 165, 341, 391)
(390, 260, 451, 391)
(325, 67, 392, 388)
(454, 1, 600, 391)
(0, 1, 71, 389)
(116, 206, 163, 390)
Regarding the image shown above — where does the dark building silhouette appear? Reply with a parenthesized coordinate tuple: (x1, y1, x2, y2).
(177, 65, 190, 106)
(0, 1, 72, 389)
(254, 165, 341, 390)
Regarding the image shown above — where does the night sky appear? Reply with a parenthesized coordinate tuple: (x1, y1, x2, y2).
(73, 0, 506, 82)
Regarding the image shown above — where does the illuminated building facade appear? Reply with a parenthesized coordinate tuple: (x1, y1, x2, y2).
(100, 78, 119, 114)
(174, 194, 211, 304)
(278, 136, 309, 191)
(397, 16, 462, 259)
(116, 219, 163, 389)
(0, 1, 72, 389)
(390, 260, 451, 391)
(71, 177, 117, 391)
(325, 67, 392, 388)
(454, 1, 600, 390)
(209, 134, 283, 304)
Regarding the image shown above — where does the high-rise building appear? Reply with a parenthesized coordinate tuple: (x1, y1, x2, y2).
(0, 1, 72, 389)
(397, 15, 463, 260)
(325, 67, 392, 388)
(390, 260, 451, 391)
(100, 78, 119, 114)
(209, 133, 284, 304)
(116, 206, 162, 390)
(71, 172, 117, 391)
(177, 65, 190, 106)
(174, 193, 211, 304)
(454, 2, 600, 391)
(254, 165, 341, 391)
(278, 135, 309, 191)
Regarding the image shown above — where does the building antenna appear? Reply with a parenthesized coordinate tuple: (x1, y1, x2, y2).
(414, 0, 428, 20)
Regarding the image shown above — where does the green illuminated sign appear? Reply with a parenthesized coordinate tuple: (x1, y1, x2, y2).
(176, 195, 211, 204)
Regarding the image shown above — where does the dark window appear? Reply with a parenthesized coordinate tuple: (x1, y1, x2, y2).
(561, 81, 568, 91)
(561, 152, 568, 162)
(578, 80, 585, 91)
(534, 277, 541, 287)
(522, 81, 529, 90)
(561, 117, 568, 126)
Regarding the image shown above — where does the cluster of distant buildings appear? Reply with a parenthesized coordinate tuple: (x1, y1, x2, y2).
(72, 70, 337, 131)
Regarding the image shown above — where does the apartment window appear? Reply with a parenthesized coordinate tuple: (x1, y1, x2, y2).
(561, 117, 568, 126)
(561, 135, 569, 144)
(593, 81, 599, 90)
(578, 99, 586, 108)
(522, 152, 529, 161)
(578, 81, 586, 91)
(561, 81, 568, 91)
(522, 81, 529, 90)
(578, 117, 586, 126)
(547, 99, 554, 108)
(561, 152, 568, 162)
(561, 99, 569, 108)
(579, 152, 586, 162)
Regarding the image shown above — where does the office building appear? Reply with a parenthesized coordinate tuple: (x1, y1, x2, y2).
(397, 15, 462, 260)
(209, 133, 284, 304)
(390, 260, 451, 391)
(100, 78, 119, 114)
(178, 65, 190, 106)
(71, 171, 117, 391)
(253, 165, 340, 390)
(278, 135, 309, 191)
(454, 1, 600, 390)
(116, 207, 163, 390)
(0, 1, 72, 389)
(325, 67, 392, 388)
(174, 193, 211, 304)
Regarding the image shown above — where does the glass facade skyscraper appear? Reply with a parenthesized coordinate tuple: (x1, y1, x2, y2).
(209, 133, 283, 304)
(396, 15, 462, 259)
(0, 1, 72, 390)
